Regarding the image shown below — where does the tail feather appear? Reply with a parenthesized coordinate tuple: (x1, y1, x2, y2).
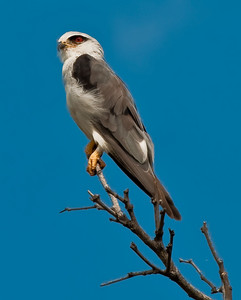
(155, 177, 181, 220)
(106, 141, 181, 220)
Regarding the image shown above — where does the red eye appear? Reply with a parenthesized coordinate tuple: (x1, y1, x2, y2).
(75, 36, 83, 43)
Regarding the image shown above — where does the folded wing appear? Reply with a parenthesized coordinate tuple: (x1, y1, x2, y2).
(72, 54, 181, 220)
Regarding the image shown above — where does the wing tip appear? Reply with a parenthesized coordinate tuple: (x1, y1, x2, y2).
(156, 178, 182, 221)
(172, 209, 182, 221)
(159, 199, 182, 221)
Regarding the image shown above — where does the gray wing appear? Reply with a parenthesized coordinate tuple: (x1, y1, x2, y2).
(92, 63, 155, 166)
(89, 57, 156, 190)
(72, 54, 181, 220)
(72, 54, 154, 168)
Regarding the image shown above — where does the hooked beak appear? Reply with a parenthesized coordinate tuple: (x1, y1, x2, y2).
(57, 41, 67, 51)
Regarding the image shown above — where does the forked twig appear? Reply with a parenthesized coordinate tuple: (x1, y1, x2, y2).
(96, 164, 123, 217)
(130, 242, 165, 273)
(179, 258, 219, 294)
(87, 191, 117, 218)
(101, 242, 166, 287)
(201, 222, 232, 299)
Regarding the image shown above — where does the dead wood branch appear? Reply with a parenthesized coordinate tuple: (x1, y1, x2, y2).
(130, 242, 164, 273)
(179, 258, 220, 294)
(100, 269, 159, 287)
(201, 222, 232, 300)
(61, 168, 232, 300)
(59, 205, 99, 213)
(166, 229, 175, 274)
(154, 209, 165, 241)
(96, 164, 123, 217)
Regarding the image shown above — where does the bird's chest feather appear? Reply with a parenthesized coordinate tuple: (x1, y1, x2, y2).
(62, 58, 104, 138)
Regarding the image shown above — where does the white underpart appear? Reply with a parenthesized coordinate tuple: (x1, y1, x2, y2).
(93, 130, 107, 151)
(139, 139, 148, 162)
(61, 56, 106, 140)
(58, 32, 106, 140)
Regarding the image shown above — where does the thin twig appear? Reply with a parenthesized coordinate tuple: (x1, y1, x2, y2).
(122, 189, 137, 222)
(179, 258, 219, 294)
(87, 191, 130, 227)
(201, 222, 232, 299)
(151, 197, 160, 232)
(59, 205, 98, 213)
(101, 269, 159, 287)
(109, 218, 119, 223)
(166, 229, 175, 274)
(130, 242, 165, 273)
(155, 209, 165, 241)
(96, 164, 123, 217)
(105, 186, 125, 203)
(88, 191, 117, 218)
(201, 222, 221, 267)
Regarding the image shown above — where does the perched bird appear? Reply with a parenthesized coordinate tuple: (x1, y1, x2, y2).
(57, 31, 181, 220)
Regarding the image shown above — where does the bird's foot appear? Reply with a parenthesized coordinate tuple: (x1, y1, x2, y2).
(85, 139, 96, 158)
(87, 150, 105, 176)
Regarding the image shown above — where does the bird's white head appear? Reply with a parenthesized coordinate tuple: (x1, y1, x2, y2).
(57, 31, 104, 62)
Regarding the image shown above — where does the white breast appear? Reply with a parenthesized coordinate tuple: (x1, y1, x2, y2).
(62, 57, 105, 140)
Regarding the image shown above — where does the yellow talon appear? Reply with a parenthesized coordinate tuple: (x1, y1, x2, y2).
(86, 148, 105, 176)
(85, 139, 96, 158)
(85, 140, 106, 176)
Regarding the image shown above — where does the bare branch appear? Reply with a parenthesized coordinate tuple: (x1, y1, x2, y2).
(62, 166, 231, 300)
(96, 164, 123, 217)
(94, 173, 217, 300)
(154, 209, 165, 241)
(122, 189, 138, 222)
(87, 190, 95, 197)
(88, 191, 118, 218)
(151, 197, 160, 231)
(166, 229, 175, 274)
(101, 269, 159, 287)
(59, 205, 98, 213)
(201, 222, 232, 300)
(97, 187, 137, 225)
(88, 173, 214, 300)
(130, 242, 165, 273)
(179, 258, 219, 294)
(102, 185, 125, 203)
(201, 222, 221, 266)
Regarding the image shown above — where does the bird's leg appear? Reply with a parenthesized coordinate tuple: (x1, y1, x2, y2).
(86, 143, 106, 176)
(85, 139, 96, 158)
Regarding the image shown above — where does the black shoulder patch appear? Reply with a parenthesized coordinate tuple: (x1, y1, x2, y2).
(72, 54, 97, 91)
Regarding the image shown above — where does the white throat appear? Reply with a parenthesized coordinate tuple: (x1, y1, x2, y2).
(59, 41, 104, 63)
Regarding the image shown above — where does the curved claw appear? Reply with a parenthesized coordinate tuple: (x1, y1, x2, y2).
(85, 139, 96, 158)
(86, 148, 105, 176)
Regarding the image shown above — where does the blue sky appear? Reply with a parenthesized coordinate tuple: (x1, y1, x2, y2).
(1, 0, 240, 299)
